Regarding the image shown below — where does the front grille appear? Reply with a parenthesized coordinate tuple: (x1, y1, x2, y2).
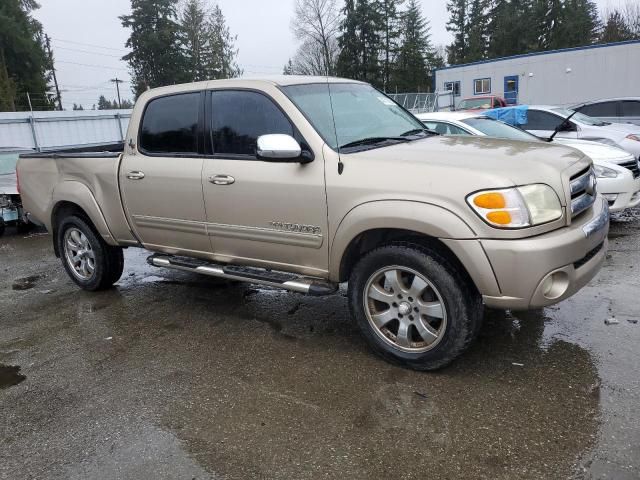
(570, 167, 597, 218)
(619, 159, 640, 178)
(574, 242, 604, 269)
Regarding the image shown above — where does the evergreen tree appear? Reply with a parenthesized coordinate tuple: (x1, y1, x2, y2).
(0, 0, 52, 111)
(487, 0, 533, 58)
(600, 10, 634, 43)
(389, 0, 436, 92)
(97, 95, 112, 110)
(357, 0, 384, 86)
(336, 0, 362, 79)
(378, 0, 404, 89)
(72, 103, 84, 110)
(466, 0, 489, 61)
(205, 4, 241, 79)
(179, 0, 210, 82)
(446, 0, 467, 64)
(283, 59, 295, 75)
(120, 0, 187, 98)
(560, 0, 600, 47)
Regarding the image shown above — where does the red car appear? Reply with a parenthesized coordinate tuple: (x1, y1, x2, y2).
(456, 95, 508, 111)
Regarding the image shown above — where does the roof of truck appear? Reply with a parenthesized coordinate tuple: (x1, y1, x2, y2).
(236, 75, 364, 86)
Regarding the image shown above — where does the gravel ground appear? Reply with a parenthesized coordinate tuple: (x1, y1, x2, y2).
(0, 210, 639, 480)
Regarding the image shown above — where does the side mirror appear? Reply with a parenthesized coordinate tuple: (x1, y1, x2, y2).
(560, 122, 577, 132)
(257, 134, 304, 162)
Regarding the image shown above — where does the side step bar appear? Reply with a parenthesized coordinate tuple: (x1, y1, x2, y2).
(147, 254, 338, 296)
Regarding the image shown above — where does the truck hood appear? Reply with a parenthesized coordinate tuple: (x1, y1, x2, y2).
(353, 135, 585, 186)
(552, 138, 635, 165)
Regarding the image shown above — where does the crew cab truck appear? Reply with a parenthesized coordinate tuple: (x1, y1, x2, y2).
(17, 77, 610, 370)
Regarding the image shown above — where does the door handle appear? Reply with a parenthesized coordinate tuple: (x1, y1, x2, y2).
(209, 175, 235, 186)
(127, 171, 145, 180)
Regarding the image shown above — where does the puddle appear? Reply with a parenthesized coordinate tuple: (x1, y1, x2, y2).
(0, 364, 26, 389)
(11, 275, 42, 291)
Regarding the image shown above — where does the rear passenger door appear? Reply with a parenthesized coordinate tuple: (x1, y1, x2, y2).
(201, 89, 329, 276)
(120, 91, 211, 255)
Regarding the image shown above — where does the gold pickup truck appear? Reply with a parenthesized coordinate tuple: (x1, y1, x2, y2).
(17, 76, 609, 370)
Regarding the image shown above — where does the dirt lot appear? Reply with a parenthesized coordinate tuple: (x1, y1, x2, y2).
(1, 211, 639, 480)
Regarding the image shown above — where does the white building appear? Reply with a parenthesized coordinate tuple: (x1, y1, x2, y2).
(435, 40, 640, 108)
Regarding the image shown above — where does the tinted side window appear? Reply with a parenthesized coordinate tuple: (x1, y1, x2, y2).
(525, 110, 562, 130)
(140, 93, 200, 154)
(579, 101, 618, 117)
(621, 101, 640, 117)
(211, 91, 294, 156)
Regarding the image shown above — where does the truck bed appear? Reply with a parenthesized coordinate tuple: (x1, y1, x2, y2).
(19, 142, 124, 159)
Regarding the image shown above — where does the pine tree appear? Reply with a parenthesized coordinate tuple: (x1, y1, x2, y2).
(97, 95, 112, 110)
(205, 4, 241, 79)
(389, 0, 436, 92)
(466, 0, 489, 61)
(357, 0, 384, 86)
(446, 0, 468, 64)
(378, 0, 404, 89)
(487, 0, 533, 58)
(336, 0, 362, 79)
(0, 0, 52, 111)
(179, 0, 210, 82)
(559, 0, 600, 47)
(120, 0, 188, 97)
(600, 10, 635, 43)
(283, 59, 295, 75)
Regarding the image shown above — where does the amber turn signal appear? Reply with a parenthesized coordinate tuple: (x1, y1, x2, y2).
(486, 211, 512, 225)
(473, 192, 506, 209)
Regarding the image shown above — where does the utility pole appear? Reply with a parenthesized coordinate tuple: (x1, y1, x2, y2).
(44, 35, 63, 110)
(110, 78, 124, 109)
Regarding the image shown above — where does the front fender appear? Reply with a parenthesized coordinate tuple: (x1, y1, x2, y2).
(329, 200, 477, 281)
(52, 181, 116, 244)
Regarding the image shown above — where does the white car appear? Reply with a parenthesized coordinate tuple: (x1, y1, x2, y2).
(416, 112, 640, 213)
(520, 105, 640, 161)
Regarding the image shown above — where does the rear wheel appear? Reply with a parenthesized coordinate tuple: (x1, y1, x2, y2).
(57, 216, 124, 291)
(348, 243, 482, 371)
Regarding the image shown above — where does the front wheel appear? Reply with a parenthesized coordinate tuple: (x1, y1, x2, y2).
(348, 243, 483, 371)
(57, 216, 124, 291)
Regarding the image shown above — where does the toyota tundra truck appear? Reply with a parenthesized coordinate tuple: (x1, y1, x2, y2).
(17, 77, 609, 370)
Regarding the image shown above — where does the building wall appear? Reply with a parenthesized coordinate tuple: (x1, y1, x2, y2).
(435, 41, 640, 107)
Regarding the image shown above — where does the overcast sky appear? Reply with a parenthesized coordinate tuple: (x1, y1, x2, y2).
(33, 0, 625, 109)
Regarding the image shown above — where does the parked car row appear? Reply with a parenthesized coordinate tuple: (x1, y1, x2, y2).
(416, 110, 640, 213)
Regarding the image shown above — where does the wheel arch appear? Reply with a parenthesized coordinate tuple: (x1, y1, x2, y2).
(330, 201, 498, 296)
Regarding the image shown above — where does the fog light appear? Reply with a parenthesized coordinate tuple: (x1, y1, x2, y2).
(541, 271, 570, 300)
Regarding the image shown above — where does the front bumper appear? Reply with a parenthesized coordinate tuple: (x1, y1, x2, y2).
(598, 175, 640, 212)
(481, 198, 609, 310)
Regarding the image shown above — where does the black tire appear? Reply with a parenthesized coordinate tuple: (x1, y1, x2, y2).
(56, 215, 124, 291)
(0, 218, 5, 237)
(348, 242, 483, 371)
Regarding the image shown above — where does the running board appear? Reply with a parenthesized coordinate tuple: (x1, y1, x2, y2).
(147, 254, 338, 296)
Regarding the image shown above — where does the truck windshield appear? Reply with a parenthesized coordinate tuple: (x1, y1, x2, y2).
(282, 83, 427, 151)
(461, 117, 541, 142)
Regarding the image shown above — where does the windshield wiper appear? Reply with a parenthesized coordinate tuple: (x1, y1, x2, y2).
(401, 128, 439, 137)
(339, 136, 408, 150)
(548, 110, 578, 142)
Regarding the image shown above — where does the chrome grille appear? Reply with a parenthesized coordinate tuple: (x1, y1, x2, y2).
(620, 159, 640, 178)
(570, 167, 597, 218)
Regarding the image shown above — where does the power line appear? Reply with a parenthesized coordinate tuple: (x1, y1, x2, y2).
(54, 45, 124, 59)
(52, 37, 128, 53)
(56, 60, 129, 72)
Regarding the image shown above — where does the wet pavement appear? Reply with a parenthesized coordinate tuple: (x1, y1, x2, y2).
(0, 211, 639, 480)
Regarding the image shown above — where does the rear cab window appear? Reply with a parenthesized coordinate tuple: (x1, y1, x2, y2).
(139, 92, 201, 154)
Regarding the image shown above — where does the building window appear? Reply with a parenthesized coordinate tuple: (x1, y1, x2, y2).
(474, 78, 491, 95)
(444, 81, 461, 97)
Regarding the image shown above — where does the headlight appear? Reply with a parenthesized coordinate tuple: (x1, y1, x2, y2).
(594, 164, 620, 178)
(467, 184, 562, 228)
(626, 134, 640, 142)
